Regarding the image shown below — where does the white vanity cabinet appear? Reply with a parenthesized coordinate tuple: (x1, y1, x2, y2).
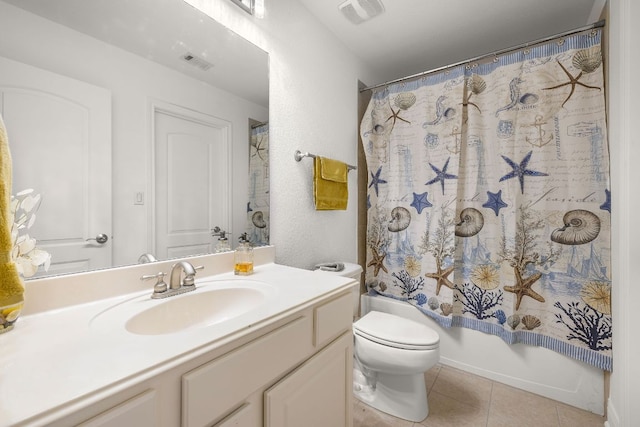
(182, 292, 354, 427)
(6, 257, 357, 427)
(47, 291, 354, 427)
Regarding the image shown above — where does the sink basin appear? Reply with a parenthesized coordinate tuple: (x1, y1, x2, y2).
(90, 279, 273, 336)
(126, 287, 265, 335)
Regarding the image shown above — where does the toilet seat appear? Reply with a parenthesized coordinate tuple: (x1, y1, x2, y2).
(353, 311, 439, 350)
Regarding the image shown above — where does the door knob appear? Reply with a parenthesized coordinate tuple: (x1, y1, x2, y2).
(86, 233, 109, 244)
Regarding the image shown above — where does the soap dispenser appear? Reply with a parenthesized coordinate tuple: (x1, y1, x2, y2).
(211, 226, 231, 253)
(215, 230, 231, 253)
(234, 232, 254, 275)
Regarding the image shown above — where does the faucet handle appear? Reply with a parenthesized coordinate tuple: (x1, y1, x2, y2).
(183, 265, 204, 287)
(141, 271, 168, 294)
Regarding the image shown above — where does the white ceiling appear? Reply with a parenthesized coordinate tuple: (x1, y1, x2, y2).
(3, 0, 605, 101)
(297, 0, 606, 87)
(2, 0, 269, 107)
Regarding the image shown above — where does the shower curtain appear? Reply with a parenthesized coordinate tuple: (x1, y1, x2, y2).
(360, 28, 611, 370)
(247, 123, 269, 245)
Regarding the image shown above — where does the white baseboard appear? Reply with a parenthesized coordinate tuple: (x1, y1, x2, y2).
(605, 398, 619, 427)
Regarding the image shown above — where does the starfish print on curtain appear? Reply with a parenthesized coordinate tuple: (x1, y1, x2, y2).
(499, 151, 548, 194)
(369, 166, 387, 196)
(425, 157, 458, 195)
(411, 192, 432, 214)
(542, 46, 602, 108)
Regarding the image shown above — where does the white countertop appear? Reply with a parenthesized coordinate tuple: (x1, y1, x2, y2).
(0, 258, 356, 426)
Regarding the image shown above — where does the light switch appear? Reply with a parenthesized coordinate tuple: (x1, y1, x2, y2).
(134, 192, 145, 205)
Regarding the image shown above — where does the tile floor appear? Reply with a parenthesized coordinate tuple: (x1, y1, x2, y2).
(352, 364, 606, 427)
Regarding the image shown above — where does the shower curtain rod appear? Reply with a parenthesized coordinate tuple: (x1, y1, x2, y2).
(360, 19, 606, 93)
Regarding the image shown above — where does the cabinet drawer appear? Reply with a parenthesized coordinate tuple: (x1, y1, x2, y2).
(314, 293, 353, 348)
(182, 315, 313, 427)
(77, 389, 157, 427)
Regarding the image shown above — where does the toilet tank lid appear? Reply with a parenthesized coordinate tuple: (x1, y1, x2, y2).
(353, 311, 439, 347)
(313, 262, 362, 279)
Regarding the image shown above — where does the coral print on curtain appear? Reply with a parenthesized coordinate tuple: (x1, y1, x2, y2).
(360, 28, 611, 370)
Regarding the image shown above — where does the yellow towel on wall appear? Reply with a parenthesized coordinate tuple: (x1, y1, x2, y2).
(314, 156, 348, 210)
(0, 114, 24, 308)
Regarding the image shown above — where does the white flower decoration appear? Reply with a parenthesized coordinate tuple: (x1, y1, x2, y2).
(9, 189, 50, 278)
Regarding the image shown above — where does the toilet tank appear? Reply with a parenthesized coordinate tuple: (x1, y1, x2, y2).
(313, 262, 363, 319)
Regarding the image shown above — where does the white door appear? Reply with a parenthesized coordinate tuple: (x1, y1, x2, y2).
(153, 107, 230, 260)
(0, 56, 112, 276)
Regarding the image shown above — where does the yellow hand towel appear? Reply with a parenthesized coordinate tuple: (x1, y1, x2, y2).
(314, 156, 348, 210)
(0, 114, 24, 308)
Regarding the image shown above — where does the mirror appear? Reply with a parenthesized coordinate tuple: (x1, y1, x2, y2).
(0, 0, 269, 278)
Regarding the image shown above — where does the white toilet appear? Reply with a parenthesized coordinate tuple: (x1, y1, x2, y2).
(314, 262, 440, 422)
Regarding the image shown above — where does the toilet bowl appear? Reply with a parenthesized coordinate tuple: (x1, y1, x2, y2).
(353, 310, 439, 422)
(313, 262, 440, 422)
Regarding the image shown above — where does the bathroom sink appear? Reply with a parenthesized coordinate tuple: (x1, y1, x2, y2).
(126, 287, 266, 335)
(90, 280, 273, 335)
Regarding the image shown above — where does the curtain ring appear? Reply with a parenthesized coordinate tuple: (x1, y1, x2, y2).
(557, 38, 565, 46)
(590, 29, 598, 37)
(493, 55, 499, 63)
(523, 48, 530, 55)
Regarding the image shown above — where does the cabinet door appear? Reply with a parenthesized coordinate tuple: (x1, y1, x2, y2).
(264, 332, 353, 427)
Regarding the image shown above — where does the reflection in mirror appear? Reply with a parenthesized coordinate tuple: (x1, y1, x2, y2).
(247, 122, 269, 246)
(0, 0, 268, 278)
(231, 0, 254, 15)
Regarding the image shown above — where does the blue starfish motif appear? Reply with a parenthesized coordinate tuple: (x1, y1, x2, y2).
(410, 192, 432, 214)
(483, 190, 508, 216)
(499, 151, 548, 194)
(367, 194, 371, 210)
(369, 166, 387, 197)
(425, 157, 458, 194)
(247, 202, 253, 212)
(600, 189, 611, 213)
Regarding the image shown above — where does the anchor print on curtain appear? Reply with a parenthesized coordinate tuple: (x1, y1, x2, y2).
(360, 28, 611, 370)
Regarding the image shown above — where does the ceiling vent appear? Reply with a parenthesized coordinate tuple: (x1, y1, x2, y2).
(338, 0, 385, 25)
(181, 52, 213, 71)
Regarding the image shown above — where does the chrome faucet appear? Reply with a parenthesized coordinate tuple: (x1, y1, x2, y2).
(141, 261, 204, 299)
(169, 261, 199, 289)
(138, 253, 157, 263)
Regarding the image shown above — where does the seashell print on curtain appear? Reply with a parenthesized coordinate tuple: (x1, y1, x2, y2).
(360, 29, 612, 370)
